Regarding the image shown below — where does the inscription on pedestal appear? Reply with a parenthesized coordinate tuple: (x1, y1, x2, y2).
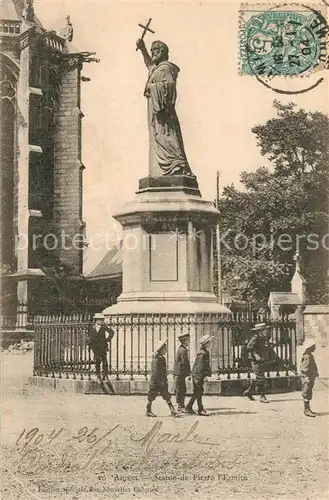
(149, 233, 178, 282)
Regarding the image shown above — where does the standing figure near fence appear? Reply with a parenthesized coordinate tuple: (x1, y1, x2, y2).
(146, 339, 179, 417)
(185, 334, 213, 416)
(173, 333, 191, 412)
(88, 313, 115, 381)
(243, 323, 270, 403)
(300, 340, 319, 418)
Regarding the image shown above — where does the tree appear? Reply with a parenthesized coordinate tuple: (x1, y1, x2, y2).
(218, 101, 329, 305)
(252, 101, 329, 180)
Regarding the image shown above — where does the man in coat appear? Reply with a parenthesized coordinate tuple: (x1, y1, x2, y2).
(300, 339, 319, 417)
(88, 313, 115, 380)
(243, 323, 270, 403)
(185, 334, 213, 416)
(146, 339, 178, 417)
(173, 333, 191, 411)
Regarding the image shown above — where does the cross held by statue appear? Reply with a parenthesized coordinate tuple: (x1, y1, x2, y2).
(136, 18, 155, 50)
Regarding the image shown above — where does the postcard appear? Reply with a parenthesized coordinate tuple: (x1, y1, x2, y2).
(1, 0, 328, 499)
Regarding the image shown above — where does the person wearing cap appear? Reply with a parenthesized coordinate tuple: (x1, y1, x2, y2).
(173, 333, 191, 411)
(88, 313, 115, 381)
(243, 323, 270, 403)
(146, 339, 178, 417)
(185, 334, 213, 416)
(300, 339, 319, 417)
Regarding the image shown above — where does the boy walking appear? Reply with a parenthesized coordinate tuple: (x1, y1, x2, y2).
(243, 323, 270, 403)
(146, 339, 178, 417)
(88, 313, 115, 380)
(185, 334, 213, 416)
(300, 340, 319, 417)
(173, 333, 191, 411)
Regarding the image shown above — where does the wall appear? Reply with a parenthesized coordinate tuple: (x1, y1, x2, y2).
(301, 305, 329, 379)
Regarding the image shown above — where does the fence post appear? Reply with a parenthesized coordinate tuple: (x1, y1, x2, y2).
(295, 305, 304, 345)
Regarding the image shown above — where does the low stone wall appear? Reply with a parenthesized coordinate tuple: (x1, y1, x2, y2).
(28, 374, 301, 396)
(303, 305, 329, 339)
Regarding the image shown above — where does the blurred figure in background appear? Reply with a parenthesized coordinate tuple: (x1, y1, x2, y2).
(243, 323, 271, 403)
(300, 340, 319, 418)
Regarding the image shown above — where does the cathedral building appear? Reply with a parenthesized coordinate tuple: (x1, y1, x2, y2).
(0, 0, 98, 330)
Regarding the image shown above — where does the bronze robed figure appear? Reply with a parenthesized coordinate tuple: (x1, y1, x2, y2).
(136, 36, 194, 177)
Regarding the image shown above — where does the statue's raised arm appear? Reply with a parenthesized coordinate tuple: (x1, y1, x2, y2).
(136, 38, 152, 68)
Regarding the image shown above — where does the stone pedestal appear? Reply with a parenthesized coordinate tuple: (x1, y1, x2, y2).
(103, 176, 230, 367)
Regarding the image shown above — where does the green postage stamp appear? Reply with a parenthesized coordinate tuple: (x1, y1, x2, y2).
(239, 3, 328, 76)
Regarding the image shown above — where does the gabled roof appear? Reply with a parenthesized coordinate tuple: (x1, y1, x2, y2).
(291, 269, 307, 284)
(268, 292, 302, 306)
(86, 242, 122, 280)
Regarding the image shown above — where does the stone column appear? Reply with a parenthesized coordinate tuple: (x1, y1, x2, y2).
(15, 37, 30, 326)
(291, 251, 306, 345)
(187, 221, 198, 361)
(53, 58, 84, 273)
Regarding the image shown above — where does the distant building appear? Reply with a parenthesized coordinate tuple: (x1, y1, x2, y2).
(0, 0, 98, 329)
(85, 243, 122, 310)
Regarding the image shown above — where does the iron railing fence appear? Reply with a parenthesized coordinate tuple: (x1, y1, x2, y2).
(33, 313, 297, 380)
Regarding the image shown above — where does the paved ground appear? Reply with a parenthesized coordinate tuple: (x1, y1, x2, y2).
(1, 351, 329, 500)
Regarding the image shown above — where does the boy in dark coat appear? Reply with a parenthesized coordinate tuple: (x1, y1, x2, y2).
(243, 323, 270, 403)
(185, 334, 213, 416)
(88, 313, 115, 380)
(300, 340, 319, 417)
(146, 339, 178, 417)
(173, 333, 191, 411)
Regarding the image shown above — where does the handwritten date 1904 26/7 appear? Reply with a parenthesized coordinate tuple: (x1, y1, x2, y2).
(15, 426, 119, 451)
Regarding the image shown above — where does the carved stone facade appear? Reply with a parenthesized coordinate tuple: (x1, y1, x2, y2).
(0, 2, 98, 329)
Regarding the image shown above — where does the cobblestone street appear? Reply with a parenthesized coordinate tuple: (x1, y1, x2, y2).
(1, 351, 329, 500)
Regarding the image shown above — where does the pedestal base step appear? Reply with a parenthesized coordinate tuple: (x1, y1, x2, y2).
(28, 375, 302, 395)
(138, 175, 201, 196)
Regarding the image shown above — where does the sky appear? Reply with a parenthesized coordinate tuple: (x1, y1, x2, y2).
(34, 0, 329, 273)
